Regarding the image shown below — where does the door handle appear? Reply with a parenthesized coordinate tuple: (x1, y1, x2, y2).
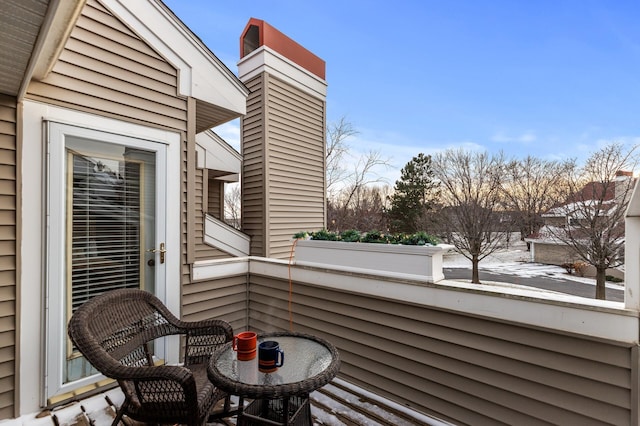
(146, 243, 166, 264)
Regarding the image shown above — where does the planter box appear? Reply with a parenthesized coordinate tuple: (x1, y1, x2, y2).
(295, 240, 453, 282)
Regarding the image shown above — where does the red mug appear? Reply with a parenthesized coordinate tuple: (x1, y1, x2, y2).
(233, 331, 257, 361)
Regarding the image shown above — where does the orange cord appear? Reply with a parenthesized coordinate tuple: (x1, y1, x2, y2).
(287, 239, 299, 332)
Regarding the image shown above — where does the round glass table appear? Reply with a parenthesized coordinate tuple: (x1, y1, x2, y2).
(208, 331, 340, 425)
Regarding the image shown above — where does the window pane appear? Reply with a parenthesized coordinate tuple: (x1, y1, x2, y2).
(69, 150, 142, 310)
(64, 138, 156, 383)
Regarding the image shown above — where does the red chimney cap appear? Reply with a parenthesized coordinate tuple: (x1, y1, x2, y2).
(240, 18, 326, 80)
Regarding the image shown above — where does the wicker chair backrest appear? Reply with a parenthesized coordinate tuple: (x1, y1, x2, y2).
(70, 289, 181, 373)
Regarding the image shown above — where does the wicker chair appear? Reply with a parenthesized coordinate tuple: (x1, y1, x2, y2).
(68, 288, 234, 426)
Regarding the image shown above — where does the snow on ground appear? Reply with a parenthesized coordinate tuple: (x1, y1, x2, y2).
(443, 240, 625, 290)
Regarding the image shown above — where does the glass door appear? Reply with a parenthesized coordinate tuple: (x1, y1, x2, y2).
(46, 123, 167, 399)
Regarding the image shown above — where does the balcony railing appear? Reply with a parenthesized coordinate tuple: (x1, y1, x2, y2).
(190, 256, 639, 426)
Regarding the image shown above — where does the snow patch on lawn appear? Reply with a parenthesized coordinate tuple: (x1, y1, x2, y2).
(443, 241, 624, 290)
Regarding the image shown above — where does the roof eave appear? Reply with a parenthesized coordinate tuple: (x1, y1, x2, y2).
(101, 0, 248, 120)
(18, 0, 86, 100)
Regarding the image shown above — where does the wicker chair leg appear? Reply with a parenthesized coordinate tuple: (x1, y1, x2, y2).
(224, 395, 231, 413)
(207, 395, 237, 421)
(111, 399, 128, 426)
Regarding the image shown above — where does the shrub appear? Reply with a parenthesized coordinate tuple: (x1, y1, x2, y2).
(399, 231, 439, 246)
(606, 275, 624, 283)
(309, 229, 339, 241)
(561, 262, 575, 275)
(340, 229, 361, 242)
(573, 261, 589, 277)
(361, 230, 389, 244)
(292, 230, 439, 245)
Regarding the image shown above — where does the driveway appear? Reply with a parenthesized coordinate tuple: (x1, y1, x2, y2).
(443, 267, 624, 302)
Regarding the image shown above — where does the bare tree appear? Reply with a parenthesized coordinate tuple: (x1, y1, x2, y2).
(432, 149, 507, 284)
(328, 185, 391, 231)
(326, 116, 357, 200)
(502, 156, 575, 245)
(541, 143, 638, 299)
(325, 116, 392, 230)
(224, 182, 241, 229)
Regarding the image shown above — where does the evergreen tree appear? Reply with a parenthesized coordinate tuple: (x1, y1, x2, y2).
(387, 153, 440, 232)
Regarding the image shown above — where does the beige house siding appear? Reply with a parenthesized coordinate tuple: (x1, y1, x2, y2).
(532, 242, 625, 280)
(182, 275, 248, 332)
(207, 175, 223, 220)
(264, 75, 325, 259)
(21, 0, 233, 340)
(543, 216, 566, 227)
(23, 0, 233, 306)
(241, 73, 326, 259)
(25, 0, 187, 133)
(241, 75, 266, 257)
(247, 272, 636, 426)
(0, 95, 16, 419)
(533, 242, 578, 265)
(194, 168, 231, 261)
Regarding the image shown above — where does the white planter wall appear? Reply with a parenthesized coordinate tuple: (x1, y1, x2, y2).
(295, 240, 453, 282)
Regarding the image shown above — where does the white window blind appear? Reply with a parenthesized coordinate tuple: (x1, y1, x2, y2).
(69, 151, 142, 313)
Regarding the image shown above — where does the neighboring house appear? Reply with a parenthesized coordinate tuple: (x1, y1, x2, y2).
(526, 173, 634, 278)
(0, 0, 326, 420)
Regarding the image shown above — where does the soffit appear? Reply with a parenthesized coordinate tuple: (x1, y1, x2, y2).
(196, 99, 241, 133)
(0, 0, 49, 96)
(195, 130, 241, 180)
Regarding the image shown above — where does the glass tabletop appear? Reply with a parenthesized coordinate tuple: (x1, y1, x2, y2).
(213, 334, 334, 386)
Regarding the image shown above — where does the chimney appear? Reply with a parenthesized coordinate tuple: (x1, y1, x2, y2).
(238, 19, 327, 259)
(615, 170, 636, 201)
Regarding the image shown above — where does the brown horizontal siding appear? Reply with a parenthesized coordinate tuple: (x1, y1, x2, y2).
(267, 183, 325, 198)
(53, 54, 180, 101)
(0, 95, 15, 419)
(181, 133, 189, 287)
(63, 38, 176, 86)
(267, 207, 326, 216)
(262, 74, 324, 259)
(207, 178, 222, 219)
(241, 75, 265, 256)
(182, 275, 248, 332)
(0, 166, 16, 181)
(0, 273, 15, 288)
(533, 243, 578, 266)
(268, 161, 324, 180)
(267, 77, 324, 120)
(268, 139, 324, 163)
(194, 169, 232, 260)
(248, 272, 635, 426)
(0, 135, 16, 152)
(26, 0, 186, 133)
(0, 227, 14, 240)
(72, 5, 172, 70)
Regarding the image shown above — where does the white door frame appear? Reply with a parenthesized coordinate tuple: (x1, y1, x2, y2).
(46, 122, 168, 398)
(20, 101, 181, 411)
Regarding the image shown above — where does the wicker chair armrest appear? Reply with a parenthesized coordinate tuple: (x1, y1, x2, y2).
(176, 318, 233, 338)
(106, 363, 193, 384)
(180, 319, 233, 366)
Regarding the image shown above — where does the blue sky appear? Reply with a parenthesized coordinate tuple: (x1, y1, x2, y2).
(164, 0, 640, 185)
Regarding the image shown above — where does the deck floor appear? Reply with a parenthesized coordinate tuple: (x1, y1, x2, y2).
(210, 379, 438, 426)
(13, 379, 447, 426)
